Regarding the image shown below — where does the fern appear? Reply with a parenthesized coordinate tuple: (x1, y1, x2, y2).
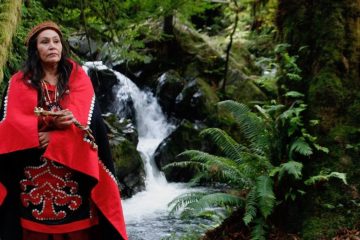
(284, 91, 305, 98)
(176, 150, 250, 186)
(289, 137, 313, 158)
(218, 100, 269, 156)
(168, 192, 208, 216)
(243, 187, 257, 225)
(200, 128, 245, 162)
(270, 161, 303, 181)
(256, 175, 275, 219)
(304, 172, 347, 185)
(251, 217, 267, 240)
(166, 94, 344, 239)
(172, 192, 243, 219)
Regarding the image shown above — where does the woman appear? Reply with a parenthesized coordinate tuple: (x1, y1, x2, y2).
(0, 21, 127, 240)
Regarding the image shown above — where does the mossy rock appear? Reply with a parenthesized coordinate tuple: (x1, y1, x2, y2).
(174, 77, 219, 121)
(154, 119, 212, 182)
(104, 113, 143, 198)
(173, 18, 265, 102)
(301, 186, 360, 239)
(155, 69, 186, 115)
(110, 137, 145, 198)
(308, 70, 344, 108)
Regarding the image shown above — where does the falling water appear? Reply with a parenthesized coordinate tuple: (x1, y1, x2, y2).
(83, 62, 196, 240)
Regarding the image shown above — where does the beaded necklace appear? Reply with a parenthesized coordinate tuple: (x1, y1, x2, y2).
(40, 80, 61, 111)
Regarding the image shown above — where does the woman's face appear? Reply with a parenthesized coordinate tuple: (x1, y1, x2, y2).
(36, 29, 62, 65)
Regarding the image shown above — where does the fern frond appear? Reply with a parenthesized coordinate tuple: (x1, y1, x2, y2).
(168, 191, 207, 216)
(177, 150, 250, 185)
(270, 161, 303, 181)
(243, 187, 257, 225)
(218, 100, 270, 157)
(200, 128, 245, 161)
(198, 193, 243, 209)
(163, 160, 206, 171)
(180, 193, 243, 218)
(251, 217, 267, 240)
(289, 137, 313, 158)
(256, 175, 275, 219)
(284, 91, 304, 98)
(304, 172, 347, 185)
(218, 100, 251, 118)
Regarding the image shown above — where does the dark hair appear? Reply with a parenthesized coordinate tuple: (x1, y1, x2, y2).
(22, 29, 72, 105)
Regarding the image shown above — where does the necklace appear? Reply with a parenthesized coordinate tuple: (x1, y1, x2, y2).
(41, 80, 61, 111)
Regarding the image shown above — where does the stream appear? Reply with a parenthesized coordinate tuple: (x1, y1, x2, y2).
(84, 62, 205, 240)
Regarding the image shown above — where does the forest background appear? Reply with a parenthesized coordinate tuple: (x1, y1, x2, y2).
(0, 0, 359, 239)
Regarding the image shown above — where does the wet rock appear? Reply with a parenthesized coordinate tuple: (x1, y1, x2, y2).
(154, 119, 211, 182)
(174, 78, 219, 121)
(104, 113, 144, 198)
(111, 137, 145, 198)
(87, 67, 118, 113)
(111, 83, 137, 122)
(155, 70, 185, 115)
(68, 34, 98, 59)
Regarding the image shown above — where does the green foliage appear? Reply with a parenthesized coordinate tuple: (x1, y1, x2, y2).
(255, 175, 275, 218)
(0, 0, 21, 83)
(304, 171, 347, 186)
(243, 187, 257, 225)
(167, 51, 347, 239)
(270, 161, 303, 181)
(4, 0, 53, 81)
(45, 0, 213, 63)
(250, 217, 267, 240)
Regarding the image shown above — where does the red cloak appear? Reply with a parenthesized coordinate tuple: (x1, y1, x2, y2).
(0, 59, 127, 240)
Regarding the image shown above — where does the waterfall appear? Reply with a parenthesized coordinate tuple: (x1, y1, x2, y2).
(83, 62, 192, 239)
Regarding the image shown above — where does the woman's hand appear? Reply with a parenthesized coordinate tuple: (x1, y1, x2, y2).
(53, 109, 74, 129)
(38, 131, 50, 149)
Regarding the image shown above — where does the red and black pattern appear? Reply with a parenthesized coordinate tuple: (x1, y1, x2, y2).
(20, 158, 82, 221)
(0, 59, 127, 240)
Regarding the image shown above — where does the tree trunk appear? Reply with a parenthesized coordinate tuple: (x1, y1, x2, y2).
(0, 0, 22, 83)
(276, 0, 360, 238)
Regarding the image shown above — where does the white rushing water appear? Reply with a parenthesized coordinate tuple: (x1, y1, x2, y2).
(84, 62, 193, 239)
(110, 70, 190, 221)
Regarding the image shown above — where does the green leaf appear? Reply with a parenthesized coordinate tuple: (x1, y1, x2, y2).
(304, 172, 347, 185)
(243, 187, 257, 225)
(218, 100, 270, 157)
(279, 161, 303, 180)
(168, 192, 207, 216)
(290, 137, 313, 158)
(313, 143, 329, 154)
(256, 176, 275, 218)
(200, 128, 244, 162)
(251, 217, 267, 240)
(284, 91, 304, 98)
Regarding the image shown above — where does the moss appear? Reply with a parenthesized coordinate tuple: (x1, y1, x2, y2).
(197, 77, 219, 106)
(111, 138, 143, 179)
(302, 184, 360, 240)
(302, 215, 342, 240)
(0, 0, 22, 83)
(347, 98, 360, 126)
(308, 70, 344, 108)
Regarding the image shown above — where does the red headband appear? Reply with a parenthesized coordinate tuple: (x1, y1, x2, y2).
(25, 21, 62, 46)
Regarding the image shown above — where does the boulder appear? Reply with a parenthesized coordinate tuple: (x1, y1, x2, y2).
(87, 67, 118, 113)
(155, 70, 185, 115)
(104, 113, 145, 198)
(68, 34, 98, 59)
(174, 77, 219, 121)
(111, 137, 145, 198)
(154, 119, 211, 182)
